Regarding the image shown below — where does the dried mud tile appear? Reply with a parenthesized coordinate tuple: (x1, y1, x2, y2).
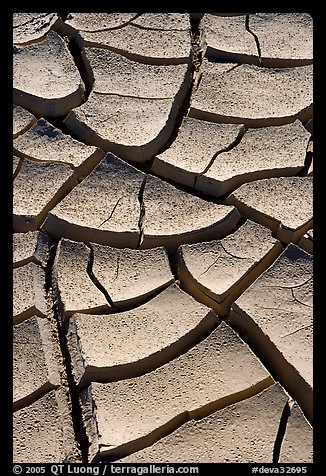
(13, 158, 76, 232)
(13, 13, 59, 45)
(80, 24, 192, 64)
(91, 244, 174, 308)
(190, 60, 313, 127)
(119, 384, 288, 463)
(152, 117, 243, 188)
(68, 284, 219, 386)
(13, 230, 51, 268)
(229, 244, 313, 422)
(64, 93, 181, 162)
(82, 322, 271, 459)
(140, 174, 241, 251)
(13, 316, 60, 410)
(13, 30, 85, 117)
(131, 13, 190, 30)
(13, 390, 69, 463)
(177, 220, 283, 314)
(202, 14, 259, 63)
(13, 105, 36, 138)
(13, 118, 104, 175)
(65, 13, 138, 31)
(53, 239, 108, 316)
(279, 402, 313, 463)
(42, 153, 143, 247)
(197, 121, 310, 197)
(226, 176, 313, 243)
(249, 13, 313, 67)
(84, 47, 191, 98)
(13, 262, 47, 324)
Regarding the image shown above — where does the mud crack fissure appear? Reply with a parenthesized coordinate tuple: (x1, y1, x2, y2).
(85, 243, 115, 308)
(45, 237, 90, 463)
(245, 15, 262, 63)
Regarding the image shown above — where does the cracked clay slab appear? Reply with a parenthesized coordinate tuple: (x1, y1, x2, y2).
(43, 153, 144, 247)
(249, 13, 313, 67)
(119, 384, 292, 463)
(152, 116, 243, 188)
(190, 59, 313, 127)
(68, 283, 218, 386)
(83, 47, 191, 99)
(201, 14, 259, 64)
(13, 390, 71, 463)
(13, 118, 104, 177)
(13, 230, 51, 268)
(53, 239, 174, 316)
(226, 176, 313, 243)
(13, 30, 85, 117)
(229, 244, 313, 422)
(64, 85, 189, 163)
(13, 158, 76, 233)
(13, 105, 36, 138)
(140, 174, 241, 251)
(13, 315, 60, 410)
(177, 220, 283, 315)
(196, 120, 310, 198)
(90, 243, 174, 309)
(81, 322, 271, 460)
(13, 13, 59, 45)
(279, 402, 313, 463)
(13, 262, 47, 324)
(68, 19, 192, 65)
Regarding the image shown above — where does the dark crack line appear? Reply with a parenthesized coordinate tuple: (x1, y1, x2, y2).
(199, 125, 247, 177)
(76, 13, 141, 33)
(98, 197, 123, 228)
(45, 237, 90, 463)
(273, 400, 292, 463)
(245, 15, 262, 64)
(114, 255, 120, 281)
(13, 157, 24, 180)
(199, 256, 220, 277)
(290, 288, 313, 308)
(282, 324, 312, 338)
(94, 91, 173, 101)
(85, 243, 115, 308)
(261, 276, 313, 290)
(137, 175, 148, 249)
(220, 241, 247, 261)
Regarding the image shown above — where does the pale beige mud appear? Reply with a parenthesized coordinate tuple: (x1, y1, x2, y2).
(119, 384, 297, 463)
(249, 13, 313, 67)
(13, 30, 85, 116)
(82, 322, 271, 461)
(13, 13, 59, 45)
(190, 59, 313, 126)
(13, 316, 60, 410)
(13, 231, 51, 268)
(13, 262, 47, 324)
(13, 158, 77, 232)
(13, 118, 105, 179)
(140, 174, 241, 251)
(226, 176, 313, 243)
(13, 105, 36, 138)
(68, 284, 219, 386)
(152, 117, 243, 188)
(196, 121, 310, 197)
(229, 244, 313, 422)
(177, 220, 283, 315)
(43, 153, 144, 247)
(201, 14, 259, 64)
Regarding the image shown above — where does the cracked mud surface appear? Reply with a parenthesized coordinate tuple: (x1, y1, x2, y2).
(13, 13, 313, 464)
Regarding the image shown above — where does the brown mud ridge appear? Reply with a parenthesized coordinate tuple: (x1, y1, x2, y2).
(13, 13, 313, 463)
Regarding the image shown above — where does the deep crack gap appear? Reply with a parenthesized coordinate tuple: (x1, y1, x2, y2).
(45, 237, 90, 463)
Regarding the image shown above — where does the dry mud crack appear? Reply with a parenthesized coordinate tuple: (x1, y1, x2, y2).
(13, 12, 313, 464)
